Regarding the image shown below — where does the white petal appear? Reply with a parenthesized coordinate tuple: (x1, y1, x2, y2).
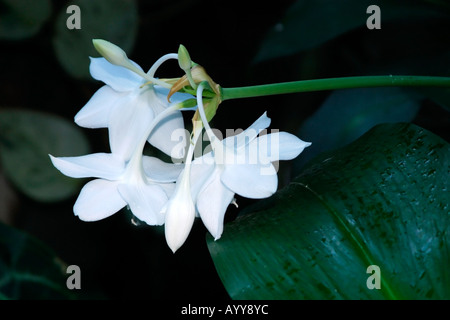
(74, 179, 126, 221)
(147, 89, 186, 158)
(74, 85, 126, 128)
(223, 112, 271, 149)
(221, 162, 278, 199)
(163, 177, 196, 253)
(160, 182, 176, 198)
(118, 182, 167, 226)
(108, 88, 154, 160)
(89, 57, 143, 92)
(189, 153, 216, 200)
(254, 132, 312, 162)
(49, 153, 125, 179)
(196, 169, 235, 240)
(142, 156, 184, 182)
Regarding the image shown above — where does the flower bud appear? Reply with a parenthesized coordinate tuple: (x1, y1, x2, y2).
(178, 44, 192, 72)
(92, 39, 148, 79)
(162, 172, 196, 253)
(93, 39, 129, 66)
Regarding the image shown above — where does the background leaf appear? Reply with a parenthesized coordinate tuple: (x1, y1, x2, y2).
(207, 123, 450, 299)
(0, 109, 90, 202)
(0, 0, 52, 40)
(293, 87, 422, 173)
(52, 0, 138, 79)
(417, 87, 450, 112)
(254, 0, 448, 62)
(0, 222, 75, 299)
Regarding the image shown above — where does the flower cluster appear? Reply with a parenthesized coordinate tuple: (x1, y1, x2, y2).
(50, 40, 311, 252)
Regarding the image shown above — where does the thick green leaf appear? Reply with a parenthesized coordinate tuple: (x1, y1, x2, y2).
(293, 87, 422, 173)
(0, 222, 75, 299)
(208, 123, 449, 299)
(0, 109, 90, 202)
(0, 0, 52, 40)
(53, 0, 138, 79)
(255, 0, 448, 62)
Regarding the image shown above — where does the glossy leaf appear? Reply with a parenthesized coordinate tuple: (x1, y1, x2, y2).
(207, 123, 449, 299)
(53, 0, 138, 79)
(0, 109, 90, 202)
(255, 0, 447, 62)
(0, 222, 75, 299)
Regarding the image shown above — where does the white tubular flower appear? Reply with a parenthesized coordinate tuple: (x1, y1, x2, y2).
(74, 50, 192, 160)
(49, 152, 181, 225)
(50, 106, 184, 225)
(190, 84, 311, 240)
(162, 123, 202, 253)
(162, 169, 196, 253)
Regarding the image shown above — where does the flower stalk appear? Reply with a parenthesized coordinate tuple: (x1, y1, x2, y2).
(221, 75, 450, 101)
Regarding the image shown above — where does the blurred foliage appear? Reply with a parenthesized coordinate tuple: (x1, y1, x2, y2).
(0, 221, 77, 299)
(0, 109, 90, 202)
(293, 87, 422, 172)
(53, 0, 139, 79)
(0, 0, 449, 300)
(254, 0, 448, 63)
(0, 0, 52, 40)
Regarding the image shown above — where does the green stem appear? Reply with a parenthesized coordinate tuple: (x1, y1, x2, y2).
(221, 75, 450, 101)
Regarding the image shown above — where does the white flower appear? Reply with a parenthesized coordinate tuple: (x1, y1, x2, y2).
(50, 149, 182, 225)
(50, 102, 185, 225)
(50, 41, 199, 245)
(162, 169, 196, 253)
(74, 55, 193, 160)
(161, 124, 202, 253)
(49, 40, 313, 253)
(190, 84, 311, 240)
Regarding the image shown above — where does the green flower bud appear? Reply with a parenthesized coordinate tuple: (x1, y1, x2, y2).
(92, 39, 148, 79)
(93, 39, 129, 66)
(178, 44, 192, 72)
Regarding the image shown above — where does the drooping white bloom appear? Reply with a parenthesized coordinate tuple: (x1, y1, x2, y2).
(190, 84, 311, 240)
(74, 55, 193, 160)
(49, 42, 199, 245)
(162, 172, 196, 253)
(50, 146, 182, 225)
(161, 123, 203, 253)
(50, 103, 185, 225)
